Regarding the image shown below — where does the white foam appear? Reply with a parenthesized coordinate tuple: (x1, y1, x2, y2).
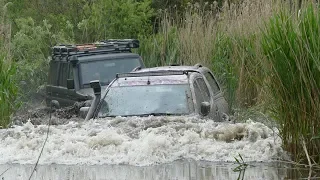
(0, 116, 285, 166)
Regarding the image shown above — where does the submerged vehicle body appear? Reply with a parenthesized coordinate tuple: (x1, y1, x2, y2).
(85, 64, 230, 121)
(46, 39, 144, 108)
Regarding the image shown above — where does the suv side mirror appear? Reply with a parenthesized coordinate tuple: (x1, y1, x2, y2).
(67, 79, 75, 89)
(80, 107, 90, 119)
(200, 102, 210, 116)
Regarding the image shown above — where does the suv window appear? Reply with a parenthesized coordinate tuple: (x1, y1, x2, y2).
(58, 62, 68, 87)
(196, 78, 210, 99)
(193, 77, 211, 110)
(204, 72, 220, 94)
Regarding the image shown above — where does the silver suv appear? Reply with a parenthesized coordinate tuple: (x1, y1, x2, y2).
(84, 64, 229, 121)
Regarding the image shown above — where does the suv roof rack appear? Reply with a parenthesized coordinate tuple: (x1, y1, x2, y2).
(116, 70, 198, 78)
(52, 39, 139, 57)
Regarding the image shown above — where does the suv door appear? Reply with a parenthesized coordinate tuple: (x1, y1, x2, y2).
(47, 61, 90, 107)
(192, 76, 217, 119)
(203, 71, 229, 121)
(51, 62, 72, 107)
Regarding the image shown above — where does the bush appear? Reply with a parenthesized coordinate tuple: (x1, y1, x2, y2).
(11, 17, 72, 100)
(77, 0, 154, 42)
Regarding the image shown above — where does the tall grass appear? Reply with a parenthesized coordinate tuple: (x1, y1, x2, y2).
(0, 0, 18, 127)
(0, 55, 18, 127)
(139, 0, 277, 110)
(262, 4, 320, 162)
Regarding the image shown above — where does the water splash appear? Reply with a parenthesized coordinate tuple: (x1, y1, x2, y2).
(0, 115, 286, 166)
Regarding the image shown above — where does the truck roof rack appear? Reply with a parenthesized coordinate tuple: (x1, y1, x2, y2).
(52, 39, 139, 57)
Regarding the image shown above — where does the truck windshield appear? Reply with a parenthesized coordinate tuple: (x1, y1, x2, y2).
(79, 58, 141, 87)
(98, 84, 191, 117)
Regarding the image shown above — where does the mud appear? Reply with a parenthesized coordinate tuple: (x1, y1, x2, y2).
(11, 101, 88, 126)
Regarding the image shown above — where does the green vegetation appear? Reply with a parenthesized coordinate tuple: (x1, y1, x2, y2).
(0, 0, 319, 165)
(0, 1, 18, 127)
(262, 4, 320, 163)
(0, 55, 18, 127)
(12, 17, 72, 100)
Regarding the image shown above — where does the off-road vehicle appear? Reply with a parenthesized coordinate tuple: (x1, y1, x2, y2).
(46, 39, 144, 108)
(83, 64, 230, 121)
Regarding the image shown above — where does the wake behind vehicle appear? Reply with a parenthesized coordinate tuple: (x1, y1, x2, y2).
(84, 64, 230, 121)
(46, 39, 144, 108)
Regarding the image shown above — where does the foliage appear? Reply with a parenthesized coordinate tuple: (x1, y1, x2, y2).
(77, 0, 154, 42)
(261, 4, 320, 163)
(11, 17, 72, 100)
(151, 0, 245, 12)
(7, 0, 87, 35)
(7, 0, 154, 43)
(0, 56, 18, 127)
(138, 27, 180, 67)
(0, 0, 17, 127)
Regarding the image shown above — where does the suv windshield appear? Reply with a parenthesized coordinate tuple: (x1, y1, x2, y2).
(79, 58, 141, 87)
(98, 84, 191, 117)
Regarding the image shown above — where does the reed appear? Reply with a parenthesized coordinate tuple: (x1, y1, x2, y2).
(139, 0, 277, 109)
(0, 55, 18, 127)
(261, 4, 320, 162)
(0, 0, 18, 127)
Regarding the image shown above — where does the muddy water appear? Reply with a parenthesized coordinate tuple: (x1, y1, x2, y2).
(0, 115, 299, 179)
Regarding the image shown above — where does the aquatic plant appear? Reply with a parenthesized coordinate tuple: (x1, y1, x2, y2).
(233, 153, 249, 172)
(233, 153, 252, 180)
